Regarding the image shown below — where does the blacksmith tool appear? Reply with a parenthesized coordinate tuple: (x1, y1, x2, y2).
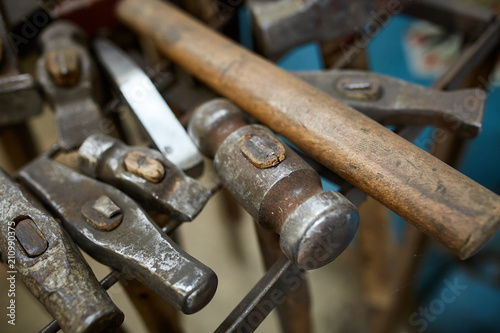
(0, 168, 124, 333)
(117, 0, 500, 259)
(78, 133, 211, 222)
(94, 37, 203, 176)
(18, 157, 218, 314)
(189, 98, 359, 270)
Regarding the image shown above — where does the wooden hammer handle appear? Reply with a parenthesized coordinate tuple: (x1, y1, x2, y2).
(117, 0, 500, 259)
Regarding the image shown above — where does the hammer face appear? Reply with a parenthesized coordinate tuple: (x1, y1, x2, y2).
(280, 191, 359, 270)
(0, 169, 124, 333)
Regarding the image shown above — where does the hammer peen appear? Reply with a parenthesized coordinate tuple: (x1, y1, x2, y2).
(117, 0, 500, 259)
(189, 99, 359, 270)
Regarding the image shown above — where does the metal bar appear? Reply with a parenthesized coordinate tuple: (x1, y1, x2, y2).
(94, 38, 203, 175)
(434, 17, 500, 90)
(255, 225, 312, 333)
(215, 256, 304, 333)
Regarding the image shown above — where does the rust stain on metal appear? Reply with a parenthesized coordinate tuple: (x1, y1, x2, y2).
(124, 151, 165, 183)
(239, 129, 286, 168)
(45, 48, 81, 87)
(15, 218, 48, 257)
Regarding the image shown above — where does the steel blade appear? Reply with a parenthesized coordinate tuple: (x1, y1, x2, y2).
(94, 38, 203, 174)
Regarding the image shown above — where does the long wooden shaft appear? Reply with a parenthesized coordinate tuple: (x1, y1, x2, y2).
(117, 0, 500, 259)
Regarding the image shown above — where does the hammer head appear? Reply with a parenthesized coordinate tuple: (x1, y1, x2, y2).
(190, 98, 359, 270)
(78, 133, 212, 222)
(18, 157, 218, 314)
(37, 20, 103, 151)
(248, 0, 379, 59)
(0, 168, 124, 333)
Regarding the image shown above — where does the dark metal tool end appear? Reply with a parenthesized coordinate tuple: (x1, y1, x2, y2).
(294, 70, 486, 139)
(179, 266, 218, 314)
(36, 20, 102, 151)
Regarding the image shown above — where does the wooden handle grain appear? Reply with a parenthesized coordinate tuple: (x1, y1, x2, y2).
(117, 0, 500, 259)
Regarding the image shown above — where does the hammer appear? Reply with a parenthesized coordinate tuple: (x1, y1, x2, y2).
(117, 0, 500, 259)
(36, 21, 103, 151)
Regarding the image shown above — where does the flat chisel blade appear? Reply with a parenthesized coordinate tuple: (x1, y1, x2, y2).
(94, 38, 203, 174)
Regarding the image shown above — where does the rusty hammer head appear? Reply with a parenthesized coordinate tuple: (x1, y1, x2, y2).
(37, 20, 104, 151)
(189, 99, 359, 269)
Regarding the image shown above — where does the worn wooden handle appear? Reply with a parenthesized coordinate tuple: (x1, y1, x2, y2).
(117, 0, 500, 259)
